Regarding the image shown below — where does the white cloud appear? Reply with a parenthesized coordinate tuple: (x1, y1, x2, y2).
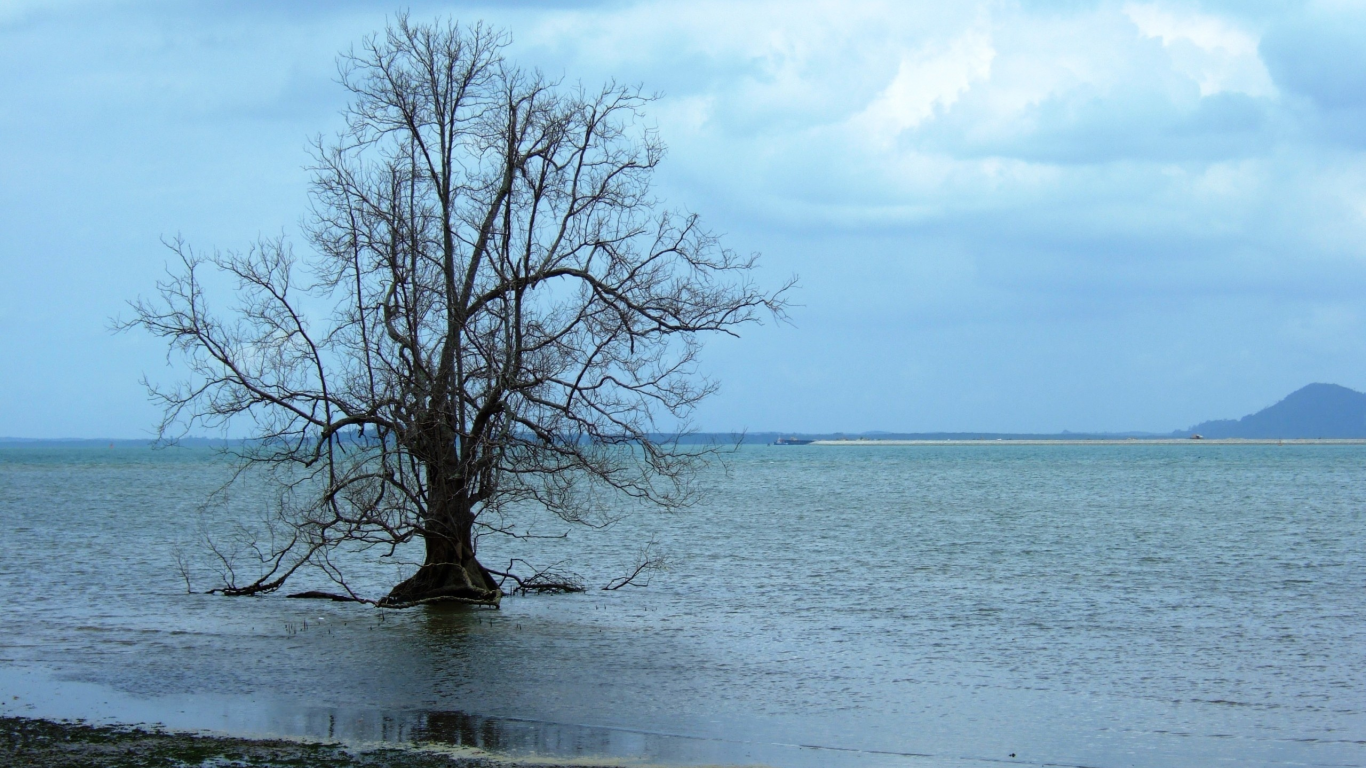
(853, 28, 995, 144)
(1123, 2, 1277, 97)
(499, 1, 1297, 224)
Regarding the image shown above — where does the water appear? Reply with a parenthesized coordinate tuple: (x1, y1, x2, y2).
(1, 443, 1364, 767)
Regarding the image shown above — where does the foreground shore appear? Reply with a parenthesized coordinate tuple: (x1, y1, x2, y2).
(0, 717, 623, 768)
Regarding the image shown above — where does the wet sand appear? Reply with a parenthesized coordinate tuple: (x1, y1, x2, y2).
(0, 716, 638, 768)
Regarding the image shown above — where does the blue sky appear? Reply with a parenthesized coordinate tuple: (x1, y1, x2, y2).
(3, 0, 1366, 437)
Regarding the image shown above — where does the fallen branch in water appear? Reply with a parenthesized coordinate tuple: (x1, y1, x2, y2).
(285, 590, 370, 603)
(488, 559, 586, 595)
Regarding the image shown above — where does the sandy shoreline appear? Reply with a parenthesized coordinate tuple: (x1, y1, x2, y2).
(0, 716, 650, 768)
(807, 438, 1366, 446)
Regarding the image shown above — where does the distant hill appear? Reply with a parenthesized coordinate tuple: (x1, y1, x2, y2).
(1179, 383, 1366, 438)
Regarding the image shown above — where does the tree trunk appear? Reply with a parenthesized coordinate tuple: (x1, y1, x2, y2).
(380, 506, 501, 608)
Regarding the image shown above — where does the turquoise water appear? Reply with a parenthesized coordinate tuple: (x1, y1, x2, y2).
(1, 443, 1364, 767)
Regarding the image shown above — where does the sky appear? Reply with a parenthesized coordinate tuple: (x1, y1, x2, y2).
(3, 0, 1366, 437)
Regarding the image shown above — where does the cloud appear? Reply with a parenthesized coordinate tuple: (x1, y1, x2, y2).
(1123, 2, 1276, 97)
(488, 0, 1366, 430)
(1260, 4, 1366, 110)
(853, 27, 996, 143)
(4, 0, 1366, 435)
(496, 1, 1305, 223)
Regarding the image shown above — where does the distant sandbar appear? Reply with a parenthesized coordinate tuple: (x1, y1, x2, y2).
(808, 438, 1366, 446)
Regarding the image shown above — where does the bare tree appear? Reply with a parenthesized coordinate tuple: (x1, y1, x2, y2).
(123, 15, 788, 607)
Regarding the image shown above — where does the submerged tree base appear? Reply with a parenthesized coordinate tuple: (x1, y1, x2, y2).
(378, 558, 503, 609)
(378, 590, 503, 608)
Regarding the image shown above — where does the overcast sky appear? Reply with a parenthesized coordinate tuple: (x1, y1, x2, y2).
(3, 0, 1366, 437)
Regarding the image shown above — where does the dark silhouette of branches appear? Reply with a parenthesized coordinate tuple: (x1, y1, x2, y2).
(121, 13, 790, 607)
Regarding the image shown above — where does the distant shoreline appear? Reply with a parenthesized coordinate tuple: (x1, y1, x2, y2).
(8, 436, 1366, 447)
(806, 438, 1366, 446)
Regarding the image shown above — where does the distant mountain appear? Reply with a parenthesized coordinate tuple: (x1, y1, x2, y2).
(1179, 383, 1366, 438)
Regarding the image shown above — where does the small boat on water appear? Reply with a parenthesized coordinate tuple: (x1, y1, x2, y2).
(773, 436, 813, 445)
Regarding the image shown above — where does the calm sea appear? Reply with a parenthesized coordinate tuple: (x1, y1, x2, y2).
(1, 443, 1363, 767)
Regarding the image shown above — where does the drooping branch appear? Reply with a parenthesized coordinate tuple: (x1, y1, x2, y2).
(604, 538, 666, 590)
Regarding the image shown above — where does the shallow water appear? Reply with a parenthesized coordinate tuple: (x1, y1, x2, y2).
(1, 443, 1364, 767)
